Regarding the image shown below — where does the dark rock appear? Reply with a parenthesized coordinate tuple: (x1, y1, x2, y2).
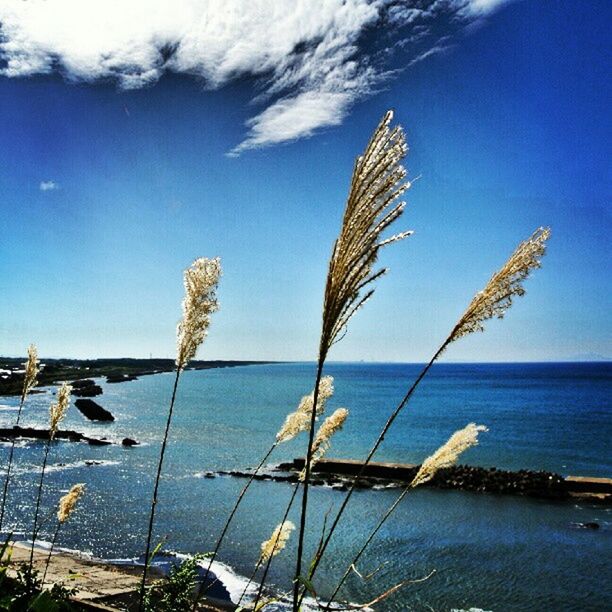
(106, 374, 138, 384)
(75, 399, 114, 422)
(0, 425, 112, 445)
(71, 379, 103, 397)
(122, 437, 139, 447)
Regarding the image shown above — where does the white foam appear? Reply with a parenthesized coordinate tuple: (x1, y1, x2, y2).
(13, 459, 120, 475)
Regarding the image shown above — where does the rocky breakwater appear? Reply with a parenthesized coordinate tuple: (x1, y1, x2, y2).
(212, 458, 611, 503)
(275, 459, 570, 499)
(0, 425, 139, 447)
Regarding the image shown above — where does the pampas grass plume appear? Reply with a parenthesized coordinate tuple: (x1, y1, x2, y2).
(57, 483, 85, 523)
(49, 383, 72, 439)
(319, 110, 412, 360)
(411, 423, 487, 488)
(276, 376, 334, 443)
(299, 408, 349, 480)
(260, 521, 295, 562)
(22, 344, 39, 398)
(176, 257, 221, 369)
(449, 227, 551, 343)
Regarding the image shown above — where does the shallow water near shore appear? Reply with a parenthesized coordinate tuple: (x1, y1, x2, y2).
(1, 362, 611, 610)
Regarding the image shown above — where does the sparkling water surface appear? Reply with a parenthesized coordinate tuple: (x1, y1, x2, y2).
(1, 362, 610, 610)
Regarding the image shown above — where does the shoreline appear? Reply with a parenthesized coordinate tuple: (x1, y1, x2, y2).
(0, 357, 279, 396)
(4, 540, 237, 611)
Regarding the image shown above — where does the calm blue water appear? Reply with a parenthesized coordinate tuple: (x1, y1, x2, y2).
(1, 362, 611, 610)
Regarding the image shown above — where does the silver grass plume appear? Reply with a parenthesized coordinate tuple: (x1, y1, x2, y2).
(319, 110, 412, 360)
(176, 257, 221, 370)
(299, 408, 348, 481)
(300, 408, 349, 480)
(57, 483, 85, 523)
(311, 408, 349, 462)
(411, 423, 487, 488)
(276, 376, 334, 443)
(49, 383, 71, 439)
(22, 344, 39, 399)
(449, 227, 551, 343)
(260, 521, 295, 562)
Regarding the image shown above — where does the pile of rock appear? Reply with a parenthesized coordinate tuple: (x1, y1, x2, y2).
(70, 379, 103, 397)
(429, 465, 567, 499)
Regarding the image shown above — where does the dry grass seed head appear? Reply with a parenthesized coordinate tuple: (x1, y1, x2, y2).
(57, 483, 85, 523)
(276, 376, 334, 443)
(319, 110, 412, 360)
(411, 423, 487, 488)
(300, 408, 349, 480)
(449, 227, 551, 343)
(49, 383, 72, 439)
(260, 521, 295, 562)
(22, 343, 39, 398)
(176, 257, 222, 369)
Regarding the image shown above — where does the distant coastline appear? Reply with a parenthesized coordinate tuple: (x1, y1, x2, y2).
(0, 357, 278, 396)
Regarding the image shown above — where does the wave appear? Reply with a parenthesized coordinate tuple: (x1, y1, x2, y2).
(7, 538, 361, 612)
(9, 459, 120, 476)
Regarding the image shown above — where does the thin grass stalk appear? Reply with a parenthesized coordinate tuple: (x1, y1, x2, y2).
(193, 441, 279, 610)
(253, 484, 300, 610)
(42, 482, 85, 585)
(293, 111, 411, 610)
(292, 359, 324, 610)
(325, 422, 485, 606)
(138, 367, 181, 610)
(200, 376, 330, 610)
(236, 484, 299, 608)
(0, 345, 39, 531)
(298, 345, 444, 604)
(0, 393, 26, 532)
(28, 437, 51, 572)
(237, 558, 265, 609)
(42, 520, 60, 584)
(298, 228, 551, 606)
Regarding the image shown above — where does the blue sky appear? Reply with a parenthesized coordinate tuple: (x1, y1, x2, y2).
(0, 0, 610, 362)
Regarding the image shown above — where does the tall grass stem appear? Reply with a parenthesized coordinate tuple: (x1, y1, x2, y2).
(292, 360, 324, 610)
(138, 368, 181, 610)
(28, 437, 52, 572)
(0, 393, 27, 531)
(193, 441, 279, 610)
(297, 346, 445, 607)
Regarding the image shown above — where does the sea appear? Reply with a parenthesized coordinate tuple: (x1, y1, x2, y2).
(0, 362, 610, 611)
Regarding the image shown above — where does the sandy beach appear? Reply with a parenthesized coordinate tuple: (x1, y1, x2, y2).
(4, 541, 235, 611)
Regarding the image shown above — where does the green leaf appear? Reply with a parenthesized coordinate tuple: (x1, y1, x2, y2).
(27, 591, 60, 612)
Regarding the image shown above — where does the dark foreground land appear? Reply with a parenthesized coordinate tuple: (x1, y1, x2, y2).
(0, 357, 276, 396)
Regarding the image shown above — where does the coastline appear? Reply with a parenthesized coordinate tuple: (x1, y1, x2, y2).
(4, 540, 237, 611)
(0, 357, 278, 396)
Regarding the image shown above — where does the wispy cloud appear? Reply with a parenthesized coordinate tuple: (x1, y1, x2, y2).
(39, 180, 59, 191)
(0, 1, 512, 155)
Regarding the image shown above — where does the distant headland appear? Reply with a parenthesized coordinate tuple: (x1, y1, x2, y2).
(0, 357, 277, 396)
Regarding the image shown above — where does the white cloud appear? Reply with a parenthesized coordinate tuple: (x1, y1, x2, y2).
(39, 180, 59, 191)
(0, 0, 512, 154)
(464, 0, 512, 15)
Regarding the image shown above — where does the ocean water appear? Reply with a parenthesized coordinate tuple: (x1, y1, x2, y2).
(1, 362, 610, 611)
